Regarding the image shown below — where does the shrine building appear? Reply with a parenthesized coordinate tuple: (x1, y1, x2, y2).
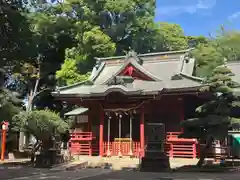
(52, 49, 240, 159)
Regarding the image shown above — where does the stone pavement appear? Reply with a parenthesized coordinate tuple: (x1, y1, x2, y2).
(8, 168, 112, 180)
(77, 170, 240, 180)
(3, 168, 240, 180)
(0, 165, 51, 180)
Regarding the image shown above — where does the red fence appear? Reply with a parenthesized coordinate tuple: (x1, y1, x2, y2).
(166, 132, 198, 159)
(69, 132, 198, 158)
(103, 141, 141, 156)
(69, 132, 93, 155)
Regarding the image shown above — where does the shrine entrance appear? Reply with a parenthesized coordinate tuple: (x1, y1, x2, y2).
(102, 111, 141, 157)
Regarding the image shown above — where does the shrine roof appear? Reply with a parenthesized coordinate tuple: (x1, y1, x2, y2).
(65, 107, 88, 116)
(52, 79, 201, 98)
(52, 49, 203, 98)
(92, 49, 197, 84)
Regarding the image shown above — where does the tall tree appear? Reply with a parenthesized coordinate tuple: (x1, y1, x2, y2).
(49, 0, 159, 85)
(216, 31, 240, 62)
(0, 0, 33, 68)
(157, 22, 188, 51)
(180, 65, 240, 166)
(191, 43, 225, 77)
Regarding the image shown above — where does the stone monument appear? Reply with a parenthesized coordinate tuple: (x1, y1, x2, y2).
(140, 123, 170, 172)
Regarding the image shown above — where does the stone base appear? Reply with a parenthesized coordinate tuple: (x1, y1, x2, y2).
(140, 153, 170, 172)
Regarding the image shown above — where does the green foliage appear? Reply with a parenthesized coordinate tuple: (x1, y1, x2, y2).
(191, 44, 225, 77)
(50, 0, 159, 85)
(157, 22, 188, 51)
(187, 36, 209, 48)
(216, 31, 240, 61)
(56, 58, 90, 85)
(0, 0, 33, 67)
(0, 69, 22, 124)
(190, 28, 240, 78)
(12, 110, 69, 140)
(181, 65, 240, 140)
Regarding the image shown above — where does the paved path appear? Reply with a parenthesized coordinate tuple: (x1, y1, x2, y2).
(8, 168, 112, 180)
(1, 165, 240, 180)
(0, 165, 51, 180)
(76, 170, 240, 180)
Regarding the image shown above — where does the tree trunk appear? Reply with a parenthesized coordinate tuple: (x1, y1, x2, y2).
(31, 140, 41, 163)
(197, 136, 213, 167)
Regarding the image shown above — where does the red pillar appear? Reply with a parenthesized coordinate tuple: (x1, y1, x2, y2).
(88, 110, 92, 156)
(140, 107, 145, 157)
(99, 110, 104, 157)
(1, 130, 6, 161)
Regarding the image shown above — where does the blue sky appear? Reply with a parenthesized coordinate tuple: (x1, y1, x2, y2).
(155, 0, 240, 36)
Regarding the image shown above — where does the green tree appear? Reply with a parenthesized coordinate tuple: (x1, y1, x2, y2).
(0, 69, 21, 122)
(180, 65, 240, 167)
(157, 22, 188, 51)
(187, 35, 209, 48)
(191, 43, 225, 77)
(13, 109, 69, 160)
(0, 0, 33, 68)
(37, 0, 159, 85)
(216, 31, 240, 62)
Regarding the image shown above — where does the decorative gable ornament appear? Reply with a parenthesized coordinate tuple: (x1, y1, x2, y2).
(107, 76, 134, 86)
(171, 74, 183, 80)
(126, 50, 143, 65)
(126, 50, 137, 58)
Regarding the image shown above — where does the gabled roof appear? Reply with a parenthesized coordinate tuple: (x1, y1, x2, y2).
(103, 57, 161, 84)
(52, 49, 203, 98)
(92, 49, 196, 84)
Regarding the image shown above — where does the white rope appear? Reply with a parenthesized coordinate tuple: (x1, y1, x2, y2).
(100, 101, 145, 112)
(118, 114, 122, 157)
(129, 113, 133, 156)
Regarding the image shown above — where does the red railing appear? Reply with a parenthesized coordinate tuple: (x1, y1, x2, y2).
(70, 132, 93, 141)
(103, 141, 141, 157)
(69, 131, 199, 158)
(166, 132, 198, 159)
(69, 132, 93, 155)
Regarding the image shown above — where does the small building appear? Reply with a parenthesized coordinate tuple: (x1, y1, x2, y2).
(52, 50, 240, 158)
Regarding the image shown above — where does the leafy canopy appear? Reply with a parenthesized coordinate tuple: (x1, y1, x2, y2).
(12, 110, 69, 140)
(181, 65, 240, 140)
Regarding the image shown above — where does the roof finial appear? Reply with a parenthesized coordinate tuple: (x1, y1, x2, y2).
(126, 50, 137, 58)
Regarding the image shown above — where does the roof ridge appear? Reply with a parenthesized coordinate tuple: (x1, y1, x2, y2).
(55, 81, 87, 91)
(95, 49, 193, 61)
(180, 72, 203, 82)
(226, 61, 240, 65)
(90, 61, 106, 81)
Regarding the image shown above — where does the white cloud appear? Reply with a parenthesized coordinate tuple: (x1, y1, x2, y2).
(156, 0, 216, 17)
(228, 11, 240, 21)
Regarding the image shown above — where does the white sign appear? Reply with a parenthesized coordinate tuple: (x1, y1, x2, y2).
(76, 115, 88, 123)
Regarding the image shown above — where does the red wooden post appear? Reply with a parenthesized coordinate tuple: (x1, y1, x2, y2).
(99, 110, 104, 157)
(88, 110, 92, 156)
(1, 122, 8, 161)
(169, 143, 173, 158)
(192, 143, 196, 159)
(140, 107, 145, 157)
